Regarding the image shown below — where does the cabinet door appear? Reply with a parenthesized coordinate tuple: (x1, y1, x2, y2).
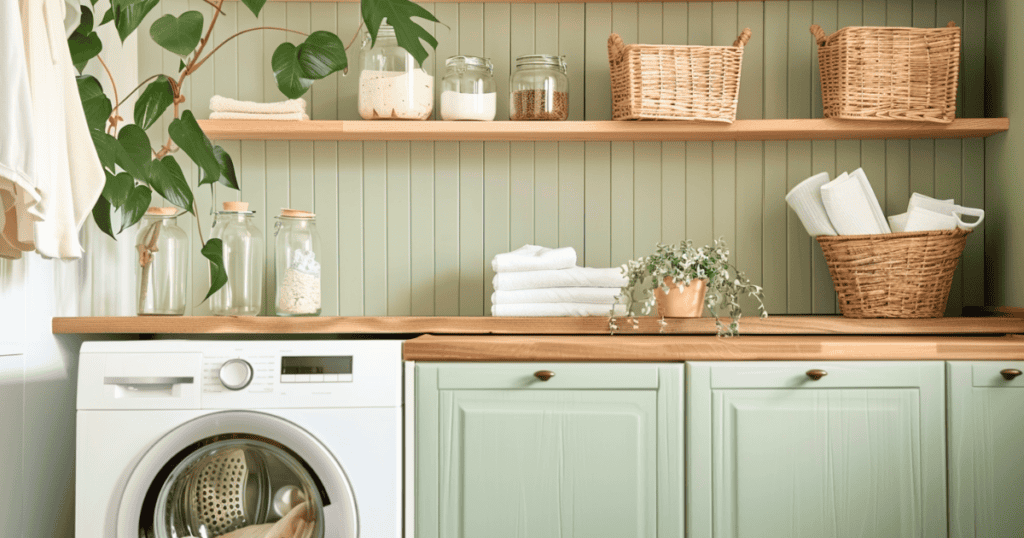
(687, 361, 947, 538)
(415, 363, 683, 538)
(948, 361, 1024, 537)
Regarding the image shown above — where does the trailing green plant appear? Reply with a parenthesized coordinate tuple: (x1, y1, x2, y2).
(68, 0, 439, 300)
(611, 239, 767, 337)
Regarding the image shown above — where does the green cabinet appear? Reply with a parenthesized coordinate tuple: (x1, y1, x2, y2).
(947, 361, 1024, 537)
(414, 363, 684, 538)
(687, 361, 947, 538)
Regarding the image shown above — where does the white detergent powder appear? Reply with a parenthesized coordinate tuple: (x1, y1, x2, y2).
(277, 249, 321, 315)
(440, 91, 497, 121)
(359, 69, 434, 120)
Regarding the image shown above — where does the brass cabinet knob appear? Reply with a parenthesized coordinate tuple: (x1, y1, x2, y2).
(806, 369, 828, 381)
(1000, 368, 1022, 381)
(534, 370, 555, 381)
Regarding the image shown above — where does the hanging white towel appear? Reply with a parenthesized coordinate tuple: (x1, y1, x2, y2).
(491, 303, 628, 317)
(820, 169, 891, 235)
(785, 172, 838, 237)
(492, 266, 627, 291)
(491, 287, 622, 305)
(22, 0, 105, 259)
(210, 95, 307, 114)
(209, 111, 310, 121)
(491, 244, 577, 273)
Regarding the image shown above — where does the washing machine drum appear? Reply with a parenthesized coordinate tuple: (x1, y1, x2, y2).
(152, 439, 324, 538)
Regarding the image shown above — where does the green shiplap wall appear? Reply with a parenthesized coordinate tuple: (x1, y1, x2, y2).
(136, 0, 987, 316)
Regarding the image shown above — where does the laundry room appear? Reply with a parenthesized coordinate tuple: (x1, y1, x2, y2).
(2, 0, 1024, 536)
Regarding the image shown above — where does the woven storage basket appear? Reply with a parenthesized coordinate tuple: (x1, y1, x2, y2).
(817, 228, 970, 318)
(608, 29, 751, 122)
(811, 22, 961, 123)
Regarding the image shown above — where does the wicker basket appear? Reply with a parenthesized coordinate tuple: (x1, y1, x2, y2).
(817, 228, 970, 318)
(608, 29, 751, 122)
(811, 22, 961, 123)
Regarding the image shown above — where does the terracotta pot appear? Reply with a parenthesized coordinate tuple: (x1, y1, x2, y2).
(654, 277, 708, 318)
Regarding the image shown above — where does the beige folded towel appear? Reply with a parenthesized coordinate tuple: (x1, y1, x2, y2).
(216, 501, 314, 538)
(209, 112, 310, 121)
(210, 95, 307, 114)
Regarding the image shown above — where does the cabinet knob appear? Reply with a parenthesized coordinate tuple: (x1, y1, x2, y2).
(806, 369, 828, 381)
(1001, 368, 1022, 381)
(534, 370, 555, 381)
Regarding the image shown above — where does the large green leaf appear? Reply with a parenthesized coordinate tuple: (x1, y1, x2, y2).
(68, 30, 102, 72)
(298, 31, 347, 80)
(146, 156, 195, 213)
(272, 43, 315, 99)
(120, 185, 152, 232)
(149, 11, 204, 56)
(134, 76, 174, 130)
(76, 5, 95, 35)
(90, 130, 121, 172)
(113, 0, 160, 42)
(199, 145, 239, 190)
(99, 8, 114, 26)
(92, 195, 115, 239)
(168, 110, 221, 185)
(362, 0, 439, 67)
(239, 0, 267, 18)
(117, 125, 152, 176)
(76, 75, 112, 132)
(102, 171, 134, 209)
(201, 238, 228, 301)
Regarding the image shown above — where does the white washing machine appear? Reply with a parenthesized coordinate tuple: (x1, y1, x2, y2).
(76, 340, 403, 538)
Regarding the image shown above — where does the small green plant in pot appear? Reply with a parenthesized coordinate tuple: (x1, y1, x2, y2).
(611, 239, 767, 337)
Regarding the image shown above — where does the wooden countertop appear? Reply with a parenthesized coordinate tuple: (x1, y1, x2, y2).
(50, 315, 1024, 336)
(402, 334, 1024, 361)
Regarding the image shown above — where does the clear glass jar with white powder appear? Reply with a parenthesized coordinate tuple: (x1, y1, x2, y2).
(440, 56, 497, 121)
(274, 209, 322, 316)
(358, 21, 433, 120)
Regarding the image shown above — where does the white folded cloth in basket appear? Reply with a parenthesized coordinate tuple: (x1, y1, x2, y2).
(209, 111, 309, 121)
(491, 303, 627, 317)
(491, 244, 577, 273)
(492, 287, 622, 305)
(493, 266, 627, 291)
(888, 193, 985, 232)
(820, 168, 891, 235)
(210, 95, 307, 114)
(786, 172, 838, 237)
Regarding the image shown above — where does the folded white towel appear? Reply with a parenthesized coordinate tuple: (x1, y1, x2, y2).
(820, 169, 891, 235)
(785, 171, 838, 237)
(493, 266, 628, 291)
(210, 95, 307, 114)
(906, 192, 985, 230)
(887, 212, 911, 233)
(492, 244, 577, 273)
(903, 207, 958, 232)
(491, 303, 628, 317)
(491, 287, 622, 305)
(209, 112, 310, 121)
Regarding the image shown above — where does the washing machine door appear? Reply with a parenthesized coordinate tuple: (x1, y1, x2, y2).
(117, 411, 357, 538)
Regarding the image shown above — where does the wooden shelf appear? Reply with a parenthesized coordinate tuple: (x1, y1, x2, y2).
(197, 118, 1009, 142)
(225, 0, 782, 4)
(52, 315, 1024, 336)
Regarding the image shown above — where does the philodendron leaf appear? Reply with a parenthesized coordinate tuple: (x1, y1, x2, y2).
(68, 30, 102, 72)
(113, 0, 159, 42)
(92, 195, 115, 239)
(361, 0, 440, 67)
(120, 185, 152, 232)
(90, 130, 121, 173)
(76, 6, 95, 35)
(297, 31, 347, 80)
(168, 110, 221, 185)
(199, 145, 239, 190)
(272, 43, 314, 99)
(134, 76, 174, 130)
(99, 8, 114, 26)
(76, 75, 112, 132)
(149, 11, 204, 56)
(239, 0, 267, 18)
(102, 171, 134, 209)
(201, 238, 228, 301)
(146, 156, 195, 213)
(117, 124, 152, 179)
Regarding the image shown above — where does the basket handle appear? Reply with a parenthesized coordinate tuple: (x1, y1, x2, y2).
(810, 25, 827, 46)
(608, 33, 626, 63)
(953, 206, 984, 230)
(733, 28, 752, 48)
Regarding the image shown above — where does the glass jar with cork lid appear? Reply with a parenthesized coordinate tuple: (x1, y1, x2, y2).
(274, 209, 322, 316)
(209, 201, 264, 316)
(135, 207, 188, 315)
(510, 54, 569, 120)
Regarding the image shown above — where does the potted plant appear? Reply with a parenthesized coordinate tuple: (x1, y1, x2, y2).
(611, 239, 767, 336)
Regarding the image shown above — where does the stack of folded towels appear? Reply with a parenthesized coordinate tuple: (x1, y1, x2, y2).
(209, 95, 309, 121)
(491, 245, 628, 317)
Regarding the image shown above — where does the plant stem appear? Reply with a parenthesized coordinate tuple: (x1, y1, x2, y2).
(97, 56, 121, 133)
(201, 0, 226, 15)
(113, 74, 164, 110)
(192, 200, 207, 247)
(179, 0, 226, 91)
(192, 27, 310, 73)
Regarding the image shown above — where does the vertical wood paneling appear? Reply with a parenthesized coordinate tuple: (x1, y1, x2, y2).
(132, 1, 987, 317)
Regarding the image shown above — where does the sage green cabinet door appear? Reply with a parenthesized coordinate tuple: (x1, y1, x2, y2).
(688, 362, 947, 538)
(415, 363, 684, 538)
(948, 361, 1024, 538)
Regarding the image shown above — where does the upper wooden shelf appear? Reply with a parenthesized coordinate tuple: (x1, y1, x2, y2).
(197, 118, 1009, 142)
(227, 0, 783, 4)
(52, 315, 1024, 336)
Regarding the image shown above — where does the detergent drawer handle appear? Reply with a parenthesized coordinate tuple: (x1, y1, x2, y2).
(104, 376, 195, 385)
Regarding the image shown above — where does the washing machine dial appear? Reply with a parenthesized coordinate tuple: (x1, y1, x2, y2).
(219, 359, 253, 390)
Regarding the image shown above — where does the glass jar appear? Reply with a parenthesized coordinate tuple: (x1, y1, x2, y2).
(274, 209, 322, 317)
(209, 201, 264, 316)
(136, 208, 188, 315)
(358, 21, 434, 120)
(440, 55, 497, 121)
(510, 54, 569, 121)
